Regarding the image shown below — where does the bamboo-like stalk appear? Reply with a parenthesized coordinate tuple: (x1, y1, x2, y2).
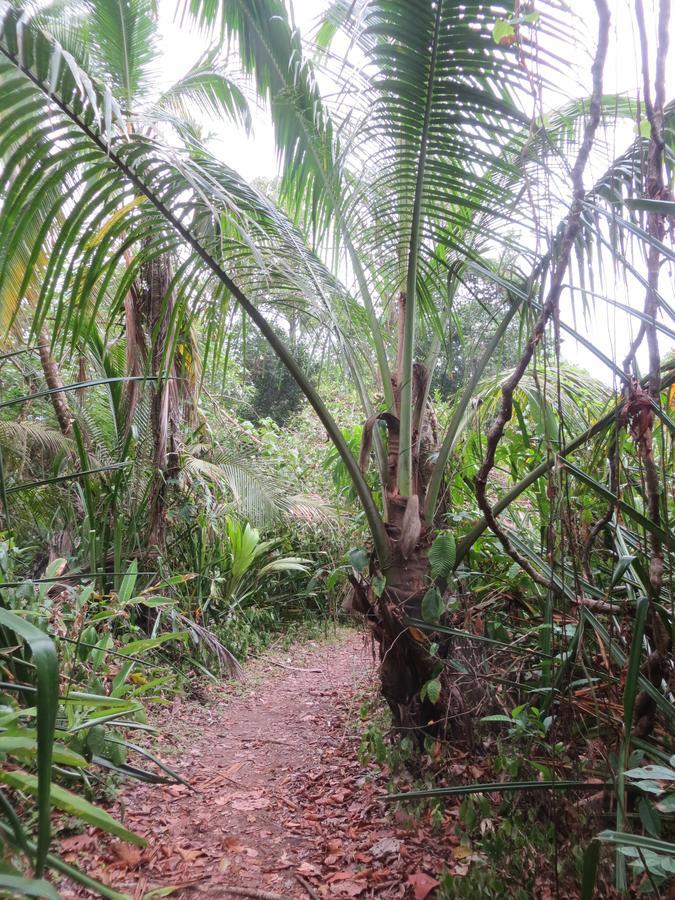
(397, 0, 443, 497)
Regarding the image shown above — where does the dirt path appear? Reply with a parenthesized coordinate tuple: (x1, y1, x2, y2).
(57, 629, 453, 899)
(54, 628, 603, 900)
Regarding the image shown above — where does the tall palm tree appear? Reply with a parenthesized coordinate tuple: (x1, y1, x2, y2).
(1, 0, 672, 731)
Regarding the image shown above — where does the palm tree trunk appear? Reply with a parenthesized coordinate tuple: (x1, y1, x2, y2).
(144, 255, 180, 551)
(356, 298, 453, 737)
(37, 332, 72, 436)
(123, 282, 147, 428)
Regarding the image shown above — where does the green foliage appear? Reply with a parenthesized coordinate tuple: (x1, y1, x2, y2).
(596, 830, 675, 891)
(428, 532, 456, 580)
(0, 0, 673, 895)
(421, 587, 444, 624)
(0, 602, 57, 877)
(0, 545, 160, 891)
(437, 804, 568, 899)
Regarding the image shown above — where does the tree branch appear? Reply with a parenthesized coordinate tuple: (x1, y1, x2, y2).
(472, 0, 611, 591)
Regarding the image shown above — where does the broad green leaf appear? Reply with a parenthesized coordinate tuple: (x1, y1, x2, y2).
(420, 587, 444, 624)
(0, 608, 57, 876)
(424, 678, 441, 705)
(371, 575, 386, 598)
(116, 561, 138, 605)
(0, 873, 60, 899)
(0, 735, 87, 767)
(347, 548, 369, 572)
(656, 794, 675, 813)
(0, 769, 145, 846)
(625, 765, 675, 782)
(634, 780, 669, 795)
(638, 797, 661, 838)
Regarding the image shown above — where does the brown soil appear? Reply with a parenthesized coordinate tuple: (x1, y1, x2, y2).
(57, 628, 454, 899)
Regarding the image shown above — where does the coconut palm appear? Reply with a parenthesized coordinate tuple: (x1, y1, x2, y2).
(0, 0, 672, 734)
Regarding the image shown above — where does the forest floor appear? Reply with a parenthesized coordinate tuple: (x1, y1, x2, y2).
(57, 627, 458, 899)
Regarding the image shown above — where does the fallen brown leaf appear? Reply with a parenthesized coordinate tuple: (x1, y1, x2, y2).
(407, 872, 440, 900)
(329, 881, 365, 897)
(176, 847, 204, 862)
(110, 841, 143, 868)
(59, 834, 96, 853)
(222, 836, 243, 852)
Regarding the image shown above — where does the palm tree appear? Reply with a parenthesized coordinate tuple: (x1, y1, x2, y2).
(1, 0, 252, 549)
(1, 0, 672, 733)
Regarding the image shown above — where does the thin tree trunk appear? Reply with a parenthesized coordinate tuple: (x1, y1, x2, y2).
(37, 331, 72, 435)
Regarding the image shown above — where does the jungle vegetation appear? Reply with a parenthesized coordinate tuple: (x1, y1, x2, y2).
(0, 0, 673, 896)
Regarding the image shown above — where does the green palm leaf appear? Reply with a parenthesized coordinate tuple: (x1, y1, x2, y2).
(0, 608, 58, 876)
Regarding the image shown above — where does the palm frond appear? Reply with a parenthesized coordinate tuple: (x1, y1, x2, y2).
(85, 0, 157, 115)
(181, 447, 325, 526)
(150, 47, 251, 133)
(184, 0, 339, 231)
(0, 2, 390, 561)
(0, 420, 72, 458)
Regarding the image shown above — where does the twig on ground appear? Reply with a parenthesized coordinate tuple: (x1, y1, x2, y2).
(220, 887, 294, 900)
(295, 873, 321, 900)
(266, 660, 322, 674)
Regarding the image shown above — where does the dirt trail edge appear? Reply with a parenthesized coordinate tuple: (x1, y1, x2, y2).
(58, 629, 453, 899)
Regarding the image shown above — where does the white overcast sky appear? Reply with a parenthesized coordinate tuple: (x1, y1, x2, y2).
(158, 1, 674, 387)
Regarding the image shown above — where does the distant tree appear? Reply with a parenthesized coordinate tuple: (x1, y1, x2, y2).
(245, 331, 317, 425)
